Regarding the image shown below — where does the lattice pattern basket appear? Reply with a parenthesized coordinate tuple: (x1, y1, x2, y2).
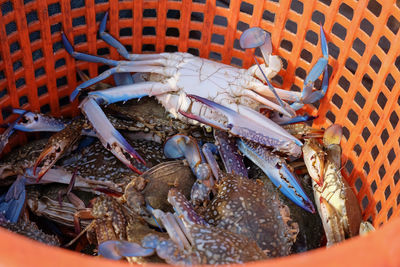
(0, 0, 399, 266)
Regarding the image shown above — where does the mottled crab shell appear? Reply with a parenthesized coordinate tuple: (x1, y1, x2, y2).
(0, 218, 60, 246)
(188, 223, 268, 264)
(204, 173, 299, 257)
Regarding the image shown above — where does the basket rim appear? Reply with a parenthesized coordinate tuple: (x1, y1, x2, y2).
(0, 216, 399, 266)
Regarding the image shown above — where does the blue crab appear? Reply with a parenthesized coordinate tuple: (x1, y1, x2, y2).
(61, 12, 330, 172)
(163, 133, 301, 256)
(98, 189, 268, 264)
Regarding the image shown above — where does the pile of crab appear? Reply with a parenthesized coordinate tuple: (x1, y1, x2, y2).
(0, 13, 371, 265)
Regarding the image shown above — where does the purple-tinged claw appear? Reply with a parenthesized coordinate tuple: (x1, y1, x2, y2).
(237, 139, 315, 213)
(151, 209, 191, 250)
(98, 240, 155, 260)
(180, 94, 302, 157)
(80, 97, 146, 174)
(168, 188, 208, 226)
(214, 130, 248, 178)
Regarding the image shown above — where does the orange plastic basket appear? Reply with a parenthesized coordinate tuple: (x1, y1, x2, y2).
(0, 0, 399, 266)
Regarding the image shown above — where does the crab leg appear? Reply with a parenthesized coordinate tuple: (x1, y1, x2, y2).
(62, 34, 173, 100)
(79, 97, 145, 174)
(97, 12, 165, 62)
(237, 138, 315, 213)
(291, 25, 329, 110)
(179, 94, 302, 157)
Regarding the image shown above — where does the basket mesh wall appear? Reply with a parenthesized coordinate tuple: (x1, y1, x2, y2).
(0, 0, 399, 227)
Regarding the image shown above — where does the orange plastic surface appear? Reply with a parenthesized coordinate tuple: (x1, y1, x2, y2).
(0, 0, 399, 266)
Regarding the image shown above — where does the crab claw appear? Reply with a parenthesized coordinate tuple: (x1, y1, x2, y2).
(12, 108, 66, 132)
(302, 139, 325, 186)
(33, 144, 64, 181)
(164, 134, 210, 181)
(179, 94, 302, 158)
(32, 118, 85, 182)
(323, 124, 343, 146)
(168, 188, 208, 226)
(237, 139, 315, 213)
(80, 97, 146, 174)
(98, 240, 155, 260)
(318, 197, 345, 247)
(164, 134, 213, 204)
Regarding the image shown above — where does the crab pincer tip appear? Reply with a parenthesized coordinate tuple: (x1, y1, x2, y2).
(99, 12, 109, 33)
(33, 146, 54, 182)
(319, 24, 329, 59)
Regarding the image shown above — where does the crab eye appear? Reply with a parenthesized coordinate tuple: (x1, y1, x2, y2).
(21, 117, 29, 124)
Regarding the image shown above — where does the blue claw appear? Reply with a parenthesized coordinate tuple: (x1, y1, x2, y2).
(179, 94, 302, 157)
(12, 109, 66, 132)
(98, 240, 155, 260)
(237, 139, 315, 213)
(0, 176, 26, 223)
(164, 134, 210, 181)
